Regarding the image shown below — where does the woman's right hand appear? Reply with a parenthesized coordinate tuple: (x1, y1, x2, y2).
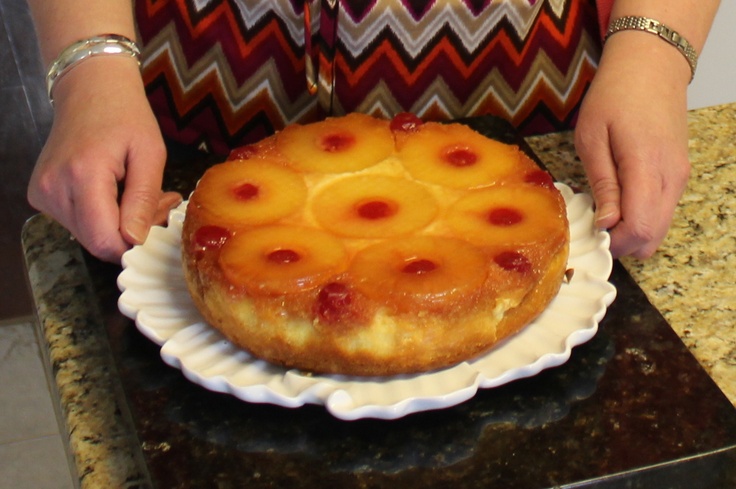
(27, 55, 181, 263)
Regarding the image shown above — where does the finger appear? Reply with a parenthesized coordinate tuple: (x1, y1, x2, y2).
(119, 146, 167, 245)
(615, 164, 687, 259)
(608, 206, 670, 259)
(590, 176, 621, 231)
(607, 162, 669, 259)
(28, 156, 128, 262)
(70, 170, 130, 262)
(608, 221, 657, 259)
(152, 191, 184, 225)
(575, 131, 621, 230)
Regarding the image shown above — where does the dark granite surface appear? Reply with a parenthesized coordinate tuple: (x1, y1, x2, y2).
(90, 255, 736, 488)
(23, 115, 736, 488)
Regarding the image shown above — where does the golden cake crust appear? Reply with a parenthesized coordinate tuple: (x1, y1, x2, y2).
(181, 113, 569, 376)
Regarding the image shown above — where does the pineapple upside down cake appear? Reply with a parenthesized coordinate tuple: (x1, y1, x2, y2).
(181, 113, 570, 376)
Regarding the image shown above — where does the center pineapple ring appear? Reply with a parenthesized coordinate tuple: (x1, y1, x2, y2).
(181, 113, 570, 376)
(312, 174, 439, 238)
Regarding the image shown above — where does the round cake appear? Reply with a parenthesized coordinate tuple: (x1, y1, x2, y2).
(181, 113, 570, 376)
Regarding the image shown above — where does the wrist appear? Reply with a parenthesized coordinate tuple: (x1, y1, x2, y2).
(605, 16, 698, 83)
(45, 34, 141, 105)
(51, 54, 146, 112)
(599, 29, 692, 90)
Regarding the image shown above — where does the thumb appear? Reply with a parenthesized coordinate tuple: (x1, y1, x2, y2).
(119, 148, 167, 245)
(575, 132, 621, 230)
(590, 173, 621, 230)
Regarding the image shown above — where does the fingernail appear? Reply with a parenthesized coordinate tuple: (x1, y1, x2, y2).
(594, 203, 617, 227)
(595, 211, 615, 224)
(125, 217, 149, 244)
(165, 193, 183, 209)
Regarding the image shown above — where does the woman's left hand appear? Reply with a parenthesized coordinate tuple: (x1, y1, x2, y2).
(575, 31, 691, 259)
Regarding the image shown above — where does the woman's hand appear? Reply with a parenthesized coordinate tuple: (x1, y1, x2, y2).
(575, 32, 691, 259)
(27, 57, 181, 263)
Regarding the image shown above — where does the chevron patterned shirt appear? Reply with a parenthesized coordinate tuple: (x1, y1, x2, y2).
(136, 0, 606, 155)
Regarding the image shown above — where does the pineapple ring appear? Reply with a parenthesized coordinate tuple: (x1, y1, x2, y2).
(348, 236, 487, 311)
(311, 175, 439, 238)
(446, 185, 567, 246)
(193, 159, 307, 226)
(397, 122, 520, 189)
(219, 225, 349, 295)
(276, 113, 394, 173)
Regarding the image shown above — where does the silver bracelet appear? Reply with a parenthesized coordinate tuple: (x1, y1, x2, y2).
(605, 16, 698, 83)
(45, 34, 141, 105)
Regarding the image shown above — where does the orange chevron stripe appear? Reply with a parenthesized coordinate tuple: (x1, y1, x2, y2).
(498, 1, 588, 71)
(144, 52, 300, 135)
(140, 0, 246, 49)
(177, 0, 242, 39)
(336, 2, 585, 88)
(336, 29, 519, 89)
(142, 0, 303, 67)
(477, 58, 597, 126)
(141, 0, 171, 18)
(520, 1, 582, 56)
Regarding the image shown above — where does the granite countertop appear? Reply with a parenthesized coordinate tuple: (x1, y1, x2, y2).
(22, 104, 736, 488)
(526, 104, 736, 405)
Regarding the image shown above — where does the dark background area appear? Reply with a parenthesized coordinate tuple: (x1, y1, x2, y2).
(0, 0, 52, 320)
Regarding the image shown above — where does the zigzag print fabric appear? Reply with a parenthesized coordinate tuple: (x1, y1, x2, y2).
(136, 0, 602, 155)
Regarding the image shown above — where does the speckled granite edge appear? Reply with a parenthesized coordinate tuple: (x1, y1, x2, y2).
(527, 102, 736, 406)
(21, 214, 152, 489)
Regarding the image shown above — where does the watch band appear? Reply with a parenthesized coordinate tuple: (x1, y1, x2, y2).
(605, 16, 698, 83)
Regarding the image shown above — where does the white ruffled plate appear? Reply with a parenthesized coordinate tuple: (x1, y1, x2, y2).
(118, 183, 616, 420)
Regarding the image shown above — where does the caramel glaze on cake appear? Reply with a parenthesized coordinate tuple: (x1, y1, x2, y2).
(181, 113, 569, 376)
